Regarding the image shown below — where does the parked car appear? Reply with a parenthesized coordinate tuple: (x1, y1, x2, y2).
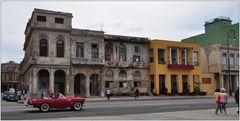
(6, 91, 17, 101)
(26, 93, 85, 112)
(2, 91, 9, 100)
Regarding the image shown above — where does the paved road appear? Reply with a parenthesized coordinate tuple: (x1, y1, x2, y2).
(1, 97, 238, 120)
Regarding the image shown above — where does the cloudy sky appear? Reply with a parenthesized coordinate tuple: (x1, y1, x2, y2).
(1, 1, 239, 63)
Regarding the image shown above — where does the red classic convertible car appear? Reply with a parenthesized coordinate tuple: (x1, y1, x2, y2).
(26, 93, 85, 112)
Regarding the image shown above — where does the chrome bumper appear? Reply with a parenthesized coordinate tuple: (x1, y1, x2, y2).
(26, 104, 34, 108)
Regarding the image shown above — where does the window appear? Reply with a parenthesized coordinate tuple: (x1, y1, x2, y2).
(158, 49, 166, 64)
(149, 49, 154, 63)
(171, 48, 178, 64)
(135, 46, 139, 53)
(193, 51, 199, 66)
(56, 40, 64, 57)
(236, 54, 239, 65)
(91, 44, 99, 58)
(119, 44, 126, 61)
(134, 81, 141, 87)
(55, 17, 64, 24)
(133, 55, 141, 62)
(222, 53, 227, 65)
(119, 70, 127, 79)
(133, 71, 141, 81)
(39, 39, 48, 56)
(119, 81, 127, 88)
(76, 43, 84, 58)
(182, 49, 188, 65)
(230, 54, 234, 65)
(105, 43, 113, 61)
(105, 81, 113, 88)
(37, 16, 46, 22)
(202, 78, 211, 84)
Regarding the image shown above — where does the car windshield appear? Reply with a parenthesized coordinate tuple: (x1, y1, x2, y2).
(57, 93, 66, 99)
(8, 92, 15, 95)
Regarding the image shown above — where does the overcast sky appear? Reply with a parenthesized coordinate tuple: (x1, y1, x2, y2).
(1, 1, 239, 63)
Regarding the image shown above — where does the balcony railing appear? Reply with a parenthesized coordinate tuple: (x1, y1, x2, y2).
(168, 64, 194, 70)
(72, 58, 104, 65)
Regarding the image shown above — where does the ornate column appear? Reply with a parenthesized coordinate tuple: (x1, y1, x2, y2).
(49, 68, 54, 95)
(85, 77, 90, 97)
(65, 69, 70, 96)
(69, 73, 74, 96)
(33, 68, 38, 97)
(220, 74, 224, 89)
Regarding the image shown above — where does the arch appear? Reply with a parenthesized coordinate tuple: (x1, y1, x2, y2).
(119, 70, 127, 79)
(38, 69, 49, 92)
(56, 39, 64, 57)
(105, 42, 113, 61)
(39, 39, 48, 56)
(119, 44, 126, 61)
(74, 73, 86, 96)
(133, 71, 141, 81)
(89, 73, 100, 96)
(105, 70, 114, 80)
(54, 70, 66, 95)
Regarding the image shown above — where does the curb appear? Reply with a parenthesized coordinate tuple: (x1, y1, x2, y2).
(85, 96, 213, 102)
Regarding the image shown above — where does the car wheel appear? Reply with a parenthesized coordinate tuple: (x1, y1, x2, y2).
(40, 103, 50, 112)
(73, 102, 82, 111)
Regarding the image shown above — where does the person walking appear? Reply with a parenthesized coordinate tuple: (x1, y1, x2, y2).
(40, 88, 45, 98)
(135, 88, 140, 99)
(17, 90, 22, 103)
(213, 88, 221, 115)
(106, 88, 111, 100)
(235, 87, 239, 114)
(219, 88, 228, 114)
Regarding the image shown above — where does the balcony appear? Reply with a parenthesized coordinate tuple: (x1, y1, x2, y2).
(72, 58, 104, 65)
(168, 64, 194, 70)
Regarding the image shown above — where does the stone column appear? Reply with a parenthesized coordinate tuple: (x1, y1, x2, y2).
(49, 68, 54, 95)
(33, 68, 38, 97)
(100, 81, 105, 97)
(220, 74, 224, 88)
(154, 74, 159, 95)
(69, 74, 74, 96)
(178, 75, 183, 93)
(85, 77, 90, 97)
(167, 74, 171, 94)
(65, 69, 70, 96)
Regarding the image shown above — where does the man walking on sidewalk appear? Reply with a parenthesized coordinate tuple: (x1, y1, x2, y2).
(106, 88, 111, 100)
(135, 88, 140, 99)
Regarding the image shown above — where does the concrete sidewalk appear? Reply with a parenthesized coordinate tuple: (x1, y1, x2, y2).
(85, 95, 213, 102)
(1, 95, 233, 105)
(51, 107, 239, 120)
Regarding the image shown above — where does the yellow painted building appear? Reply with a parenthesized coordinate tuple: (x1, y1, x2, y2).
(149, 40, 214, 95)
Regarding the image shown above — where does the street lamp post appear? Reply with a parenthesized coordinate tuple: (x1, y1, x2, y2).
(227, 30, 236, 96)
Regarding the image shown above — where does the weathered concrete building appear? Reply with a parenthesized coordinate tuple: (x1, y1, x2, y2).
(19, 8, 149, 97)
(1, 61, 20, 92)
(201, 44, 239, 93)
(182, 17, 239, 94)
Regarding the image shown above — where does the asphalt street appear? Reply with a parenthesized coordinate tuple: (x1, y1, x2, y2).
(1, 97, 238, 120)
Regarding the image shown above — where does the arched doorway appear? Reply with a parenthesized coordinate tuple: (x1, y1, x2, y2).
(38, 69, 49, 91)
(74, 73, 86, 96)
(90, 74, 100, 96)
(54, 70, 66, 95)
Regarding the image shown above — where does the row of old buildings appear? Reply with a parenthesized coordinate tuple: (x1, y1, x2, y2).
(1, 9, 239, 97)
